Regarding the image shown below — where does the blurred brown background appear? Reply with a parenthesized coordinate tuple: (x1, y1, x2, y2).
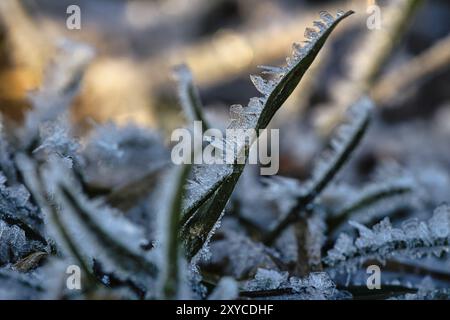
(0, 0, 449, 140)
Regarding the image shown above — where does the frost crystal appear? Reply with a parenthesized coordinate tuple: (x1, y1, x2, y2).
(258, 65, 286, 76)
(304, 27, 319, 40)
(324, 204, 450, 273)
(290, 272, 333, 291)
(428, 205, 450, 238)
(326, 233, 357, 268)
(245, 268, 289, 291)
(336, 10, 346, 18)
(228, 98, 263, 129)
(400, 277, 450, 300)
(33, 116, 81, 168)
(289, 272, 341, 300)
(313, 20, 327, 32)
(319, 11, 335, 25)
(183, 164, 233, 215)
(250, 75, 277, 96)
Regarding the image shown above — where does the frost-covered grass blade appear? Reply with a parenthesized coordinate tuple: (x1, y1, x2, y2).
(158, 164, 192, 299)
(324, 204, 450, 274)
(264, 97, 373, 244)
(173, 64, 210, 130)
(181, 10, 355, 259)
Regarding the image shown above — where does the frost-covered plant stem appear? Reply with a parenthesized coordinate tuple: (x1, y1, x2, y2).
(324, 205, 450, 273)
(182, 11, 355, 259)
(293, 213, 326, 276)
(15, 155, 97, 291)
(327, 184, 412, 232)
(181, 165, 244, 259)
(173, 64, 210, 130)
(293, 218, 312, 276)
(264, 97, 372, 245)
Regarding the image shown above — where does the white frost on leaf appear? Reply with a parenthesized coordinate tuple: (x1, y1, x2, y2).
(41, 158, 158, 286)
(261, 176, 306, 219)
(399, 277, 450, 300)
(325, 204, 450, 274)
(250, 75, 277, 96)
(328, 163, 422, 229)
(182, 164, 233, 215)
(304, 97, 373, 195)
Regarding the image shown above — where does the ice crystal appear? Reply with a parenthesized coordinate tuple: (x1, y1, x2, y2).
(324, 204, 450, 273)
(389, 277, 450, 300)
(183, 164, 233, 216)
(289, 272, 339, 300)
(304, 27, 319, 40)
(313, 20, 327, 32)
(33, 116, 81, 168)
(245, 268, 289, 291)
(250, 75, 277, 96)
(257, 65, 286, 76)
(319, 11, 335, 25)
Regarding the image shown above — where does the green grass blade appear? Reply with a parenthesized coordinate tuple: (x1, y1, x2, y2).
(182, 10, 355, 259)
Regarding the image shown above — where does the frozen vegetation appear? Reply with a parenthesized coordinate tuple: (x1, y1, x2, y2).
(0, 7, 449, 300)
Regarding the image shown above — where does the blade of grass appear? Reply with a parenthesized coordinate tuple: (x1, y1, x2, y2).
(160, 163, 192, 299)
(264, 97, 373, 245)
(173, 64, 210, 130)
(181, 10, 355, 259)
